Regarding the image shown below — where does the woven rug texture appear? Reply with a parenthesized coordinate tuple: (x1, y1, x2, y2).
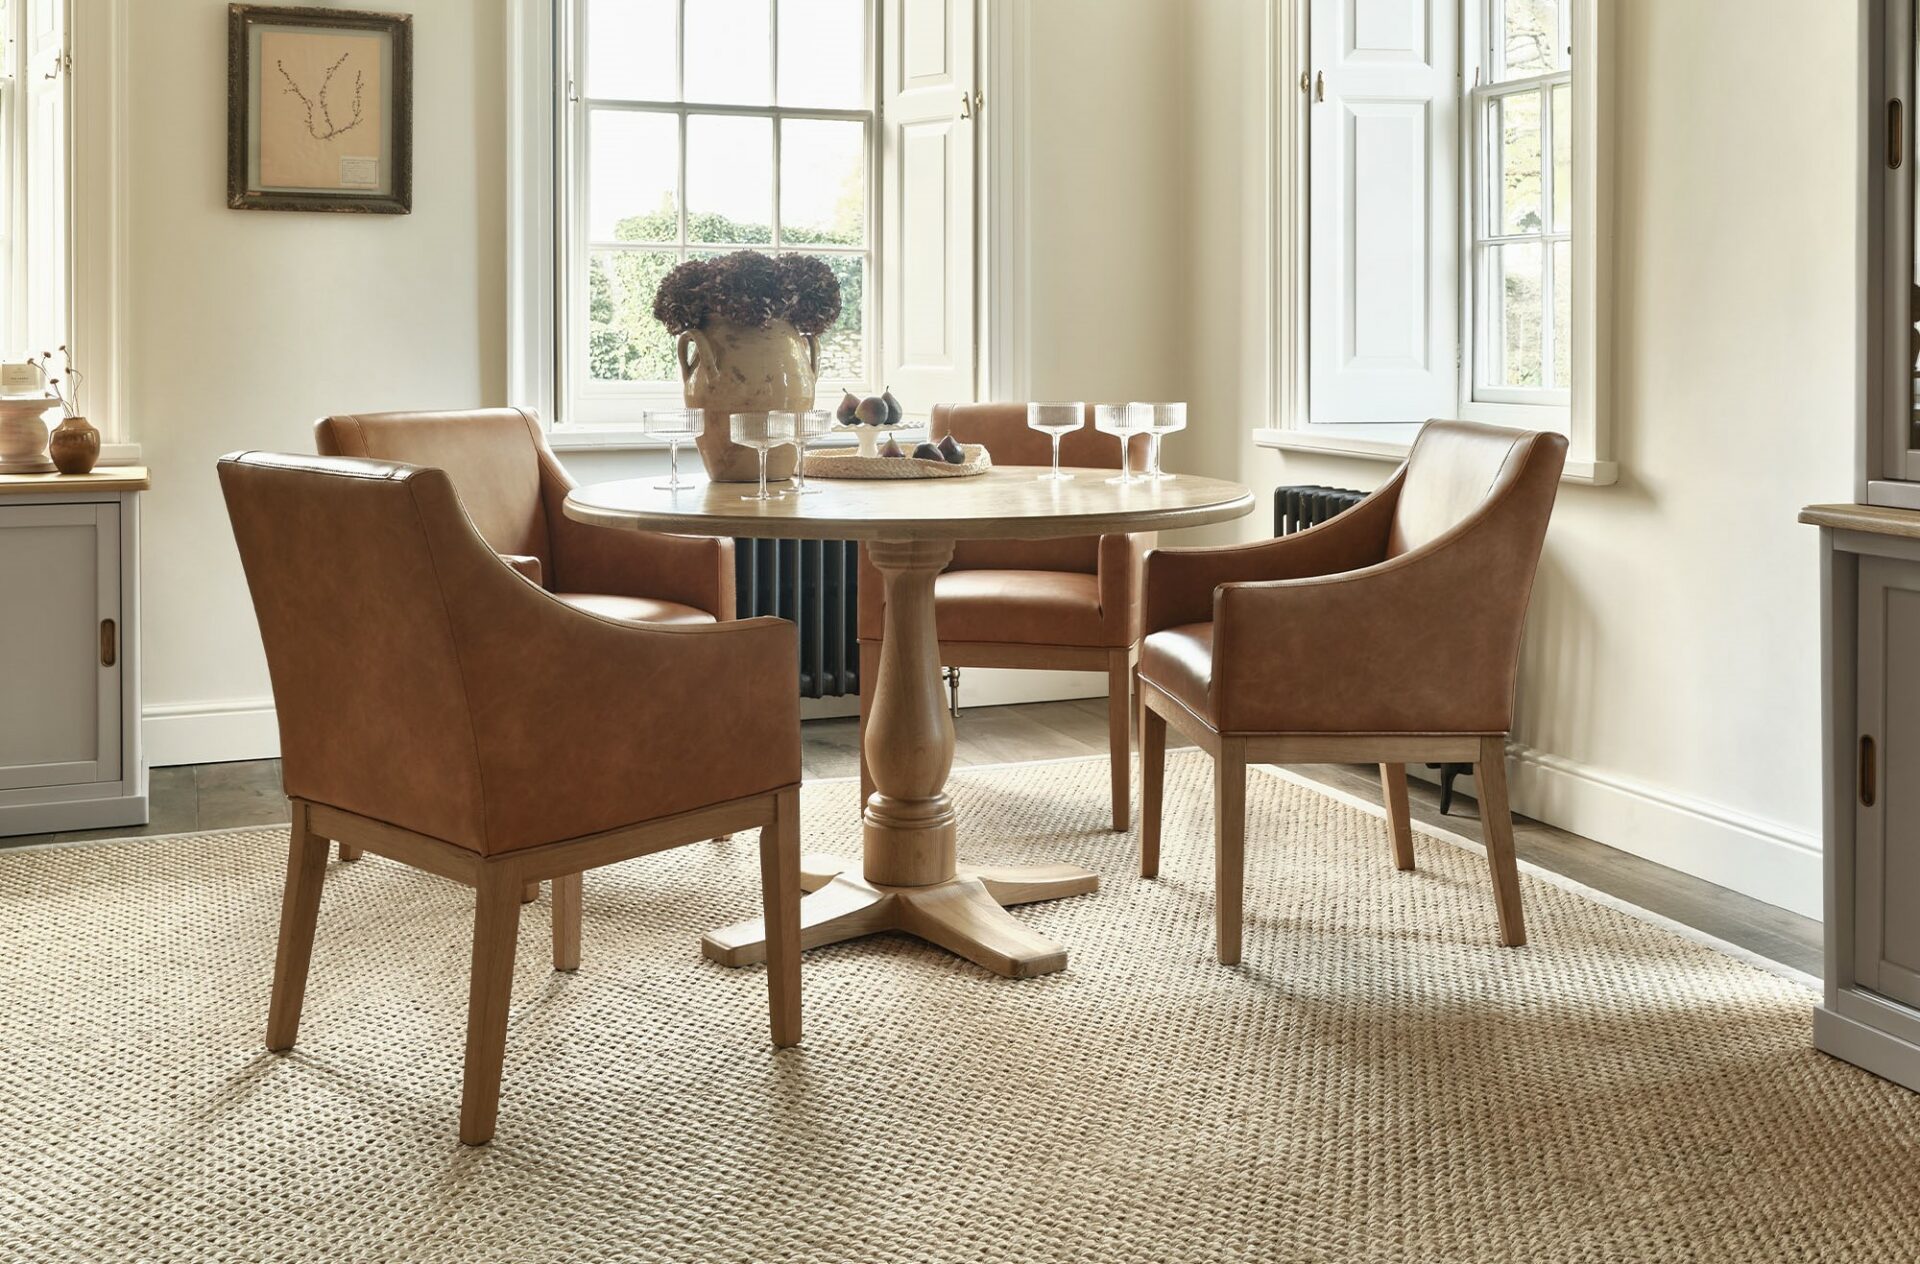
(1, 752, 1914, 1263)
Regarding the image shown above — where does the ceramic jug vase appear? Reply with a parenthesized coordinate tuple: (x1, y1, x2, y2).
(678, 318, 818, 482)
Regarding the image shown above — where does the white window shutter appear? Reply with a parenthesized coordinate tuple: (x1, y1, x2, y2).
(1307, 0, 1458, 425)
(23, 0, 67, 354)
(881, 0, 976, 410)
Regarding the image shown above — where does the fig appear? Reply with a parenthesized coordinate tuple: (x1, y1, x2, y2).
(835, 390, 860, 424)
(878, 436, 905, 458)
(937, 434, 965, 464)
(912, 442, 944, 462)
(855, 395, 888, 425)
(882, 387, 904, 425)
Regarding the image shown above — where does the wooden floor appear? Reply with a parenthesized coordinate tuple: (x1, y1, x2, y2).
(1, 698, 1820, 975)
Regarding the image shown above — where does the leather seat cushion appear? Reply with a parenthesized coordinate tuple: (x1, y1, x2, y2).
(559, 593, 717, 626)
(1140, 622, 1214, 722)
(933, 569, 1110, 647)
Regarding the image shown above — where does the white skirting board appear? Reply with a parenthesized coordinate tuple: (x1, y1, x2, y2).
(1411, 744, 1823, 922)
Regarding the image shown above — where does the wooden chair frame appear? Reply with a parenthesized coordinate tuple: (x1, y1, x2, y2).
(269, 785, 803, 1145)
(859, 639, 1136, 831)
(1137, 678, 1524, 965)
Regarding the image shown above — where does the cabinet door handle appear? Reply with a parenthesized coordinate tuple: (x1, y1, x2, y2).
(1861, 734, 1878, 808)
(1892, 99, 1906, 170)
(100, 619, 116, 669)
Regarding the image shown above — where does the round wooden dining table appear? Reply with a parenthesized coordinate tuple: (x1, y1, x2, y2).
(565, 463, 1255, 978)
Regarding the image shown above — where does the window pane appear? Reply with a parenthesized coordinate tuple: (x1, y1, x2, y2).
(586, 0, 677, 101)
(686, 115, 773, 243)
(1496, 90, 1543, 236)
(588, 249, 680, 383)
(1498, 0, 1560, 80)
(1552, 239, 1572, 390)
(1552, 81, 1572, 234)
(789, 252, 866, 383)
(685, 0, 772, 105)
(781, 119, 865, 246)
(1494, 242, 1545, 389)
(589, 110, 678, 242)
(779, 0, 867, 108)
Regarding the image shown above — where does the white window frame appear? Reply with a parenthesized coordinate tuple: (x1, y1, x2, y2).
(515, 0, 884, 446)
(1258, 0, 1614, 485)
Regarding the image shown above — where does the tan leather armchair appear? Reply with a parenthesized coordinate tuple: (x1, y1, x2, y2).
(316, 407, 734, 625)
(219, 451, 803, 1146)
(1136, 420, 1567, 964)
(857, 403, 1152, 831)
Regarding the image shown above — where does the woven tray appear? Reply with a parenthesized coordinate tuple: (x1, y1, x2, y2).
(804, 443, 992, 480)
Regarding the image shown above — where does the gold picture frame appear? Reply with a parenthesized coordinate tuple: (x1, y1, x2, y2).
(227, 4, 412, 214)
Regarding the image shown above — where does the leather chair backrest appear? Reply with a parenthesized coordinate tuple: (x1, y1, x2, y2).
(931, 403, 1142, 573)
(219, 451, 490, 849)
(316, 409, 554, 574)
(1387, 420, 1568, 558)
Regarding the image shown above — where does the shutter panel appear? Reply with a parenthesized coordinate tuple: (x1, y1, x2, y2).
(1308, 0, 1457, 425)
(23, 0, 66, 353)
(881, 0, 976, 408)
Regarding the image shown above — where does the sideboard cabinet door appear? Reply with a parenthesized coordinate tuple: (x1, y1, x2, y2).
(1857, 555, 1920, 1006)
(0, 502, 121, 790)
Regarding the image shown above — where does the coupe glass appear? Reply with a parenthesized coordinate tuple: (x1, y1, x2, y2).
(788, 409, 834, 494)
(1027, 402, 1085, 482)
(1129, 402, 1187, 480)
(730, 411, 795, 501)
(1093, 404, 1146, 485)
(643, 409, 705, 490)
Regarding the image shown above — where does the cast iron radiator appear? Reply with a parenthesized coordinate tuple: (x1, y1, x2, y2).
(734, 539, 861, 699)
(1273, 484, 1471, 815)
(1274, 484, 1369, 536)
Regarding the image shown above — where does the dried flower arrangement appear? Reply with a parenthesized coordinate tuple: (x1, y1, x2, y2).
(26, 346, 83, 417)
(652, 251, 843, 336)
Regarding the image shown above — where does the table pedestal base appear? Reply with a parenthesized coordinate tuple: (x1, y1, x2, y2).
(702, 855, 1098, 978)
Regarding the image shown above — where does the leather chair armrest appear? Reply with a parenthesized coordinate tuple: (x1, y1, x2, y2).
(1141, 469, 1405, 636)
(499, 553, 543, 587)
(1208, 463, 1553, 735)
(533, 438, 735, 618)
(1097, 532, 1154, 645)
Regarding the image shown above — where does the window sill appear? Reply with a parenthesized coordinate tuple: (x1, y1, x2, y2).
(1251, 427, 1618, 487)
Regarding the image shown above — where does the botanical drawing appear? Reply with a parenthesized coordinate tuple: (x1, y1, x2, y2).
(256, 29, 386, 192)
(276, 51, 365, 143)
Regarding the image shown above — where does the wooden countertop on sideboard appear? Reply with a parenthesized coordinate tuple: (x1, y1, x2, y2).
(0, 466, 149, 494)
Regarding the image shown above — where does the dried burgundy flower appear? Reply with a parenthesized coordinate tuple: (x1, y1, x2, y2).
(653, 250, 842, 337)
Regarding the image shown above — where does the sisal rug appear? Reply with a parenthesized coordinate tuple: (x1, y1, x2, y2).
(2, 752, 1917, 1263)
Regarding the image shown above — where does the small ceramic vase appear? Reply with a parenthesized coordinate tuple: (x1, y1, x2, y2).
(48, 414, 101, 475)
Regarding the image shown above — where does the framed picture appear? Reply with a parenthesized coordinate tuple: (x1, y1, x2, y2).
(227, 5, 412, 214)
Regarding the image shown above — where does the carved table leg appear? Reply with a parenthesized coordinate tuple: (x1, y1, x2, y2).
(701, 537, 1099, 978)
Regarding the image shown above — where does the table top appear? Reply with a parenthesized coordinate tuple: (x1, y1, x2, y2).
(564, 466, 1256, 541)
(0, 465, 149, 494)
(1800, 503, 1920, 540)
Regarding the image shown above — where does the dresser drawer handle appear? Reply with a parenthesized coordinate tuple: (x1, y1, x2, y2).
(100, 619, 116, 668)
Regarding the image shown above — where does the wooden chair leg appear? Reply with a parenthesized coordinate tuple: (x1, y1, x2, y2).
(1476, 736, 1526, 947)
(1140, 701, 1167, 878)
(460, 867, 524, 1146)
(760, 787, 803, 1048)
(552, 872, 582, 972)
(267, 802, 331, 1052)
(1215, 739, 1247, 966)
(1107, 648, 1132, 832)
(337, 842, 361, 862)
(520, 881, 541, 904)
(1380, 763, 1416, 872)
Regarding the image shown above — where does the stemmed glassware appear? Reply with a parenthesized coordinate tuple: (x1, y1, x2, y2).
(1093, 404, 1147, 485)
(1027, 402, 1085, 482)
(787, 409, 834, 495)
(1129, 402, 1187, 480)
(730, 411, 795, 502)
(643, 409, 705, 491)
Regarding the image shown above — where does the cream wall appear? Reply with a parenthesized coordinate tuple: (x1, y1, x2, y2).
(132, 0, 508, 762)
(1182, 0, 1856, 917)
